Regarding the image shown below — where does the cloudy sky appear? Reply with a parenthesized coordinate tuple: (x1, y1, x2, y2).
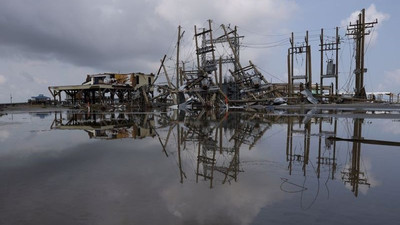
(0, 0, 398, 103)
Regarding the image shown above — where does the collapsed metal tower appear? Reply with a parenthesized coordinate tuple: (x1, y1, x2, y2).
(155, 20, 284, 109)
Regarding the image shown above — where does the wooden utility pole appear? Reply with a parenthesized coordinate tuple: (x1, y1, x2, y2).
(207, 20, 218, 84)
(194, 25, 201, 70)
(219, 57, 222, 88)
(180, 61, 185, 86)
(161, 59, 177, 105)
(221, 24, 244, 73)
(305, 31, 310, 89)
(346, 8, 377, 98)
(233, 26, 239, 72)
(176, 25, 183, 88)
(288, 31, 312, 96)
(335, 27, 339, 95)
(288, 32, 293, 97)
(194, 21, 217, 76)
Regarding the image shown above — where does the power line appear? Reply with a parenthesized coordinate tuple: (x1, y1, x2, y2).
(256, 66, 286, 83)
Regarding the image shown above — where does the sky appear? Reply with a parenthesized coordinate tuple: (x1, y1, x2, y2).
(0, 0, 399, 103)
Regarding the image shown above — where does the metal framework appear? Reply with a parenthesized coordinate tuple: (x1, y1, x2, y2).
(288, 31, 312, 98)
(320, 27, 340, 97)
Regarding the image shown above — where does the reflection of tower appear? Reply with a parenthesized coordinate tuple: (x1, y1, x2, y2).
(220, 144, 240, 185)
(191, 112, 244, 188)
(177, 124, 186, 184)
(286, 117, 311, 176)
(160, 111, 270, 188)
(196, 139, 241, 188)
(341, 118, 370, 196)
(192, 112, 236, 188)
(317, 117, 337, 179)
(230, 115, 270, 150)
(219, 113, 270, 185)
(196, 136, 217, 188)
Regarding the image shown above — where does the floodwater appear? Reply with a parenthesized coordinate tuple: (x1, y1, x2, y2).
(0, 109, 399, 225)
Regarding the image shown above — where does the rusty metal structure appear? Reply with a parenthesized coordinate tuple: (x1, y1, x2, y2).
(153, 20, 288, 110)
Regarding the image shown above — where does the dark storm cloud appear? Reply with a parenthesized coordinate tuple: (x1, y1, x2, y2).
(0, 0, 173, 72)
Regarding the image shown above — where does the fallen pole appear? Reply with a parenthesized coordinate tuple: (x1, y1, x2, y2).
(327, 136, 400, 147)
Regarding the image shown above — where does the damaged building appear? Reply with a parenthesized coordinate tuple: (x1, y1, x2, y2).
(48, 72, 155, 107)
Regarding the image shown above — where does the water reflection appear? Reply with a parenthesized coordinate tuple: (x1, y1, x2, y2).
(286, 116, 370, 197)
(341, 118, 370, 196)
(49, 109, 398, 197)
(51, 112, 156, 140)
(30, 112, 52, 119)
(1, 109, 399, 224)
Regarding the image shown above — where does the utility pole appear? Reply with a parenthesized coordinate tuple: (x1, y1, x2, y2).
(306, 31, 312, 90)
(176, 25, 185, 89)
(288, 31, 312, 97)
(233, 26, 239, 72)
(207, 20, 218, 84)
(288, 32, 294, 97)
(221, 24, 244, 75)
(346, 8, 378, 99)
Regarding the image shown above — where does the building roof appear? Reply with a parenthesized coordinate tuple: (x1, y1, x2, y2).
(31, 94, 50, 100)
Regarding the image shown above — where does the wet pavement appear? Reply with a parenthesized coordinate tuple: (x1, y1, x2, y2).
(0, 109, 399, 224)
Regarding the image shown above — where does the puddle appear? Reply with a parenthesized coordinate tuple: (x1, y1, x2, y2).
(0, 109, 399, 224)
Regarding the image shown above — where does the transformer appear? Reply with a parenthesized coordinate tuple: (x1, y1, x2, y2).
(326, 59, 336, 76)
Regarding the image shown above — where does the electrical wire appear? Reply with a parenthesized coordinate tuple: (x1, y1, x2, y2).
(256, 66, 286, 83)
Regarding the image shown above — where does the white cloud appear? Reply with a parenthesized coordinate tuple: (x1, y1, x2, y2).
(0, 130, 10, 142)
(376, 69, 400, 93)
(341, 4, 389, 46)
